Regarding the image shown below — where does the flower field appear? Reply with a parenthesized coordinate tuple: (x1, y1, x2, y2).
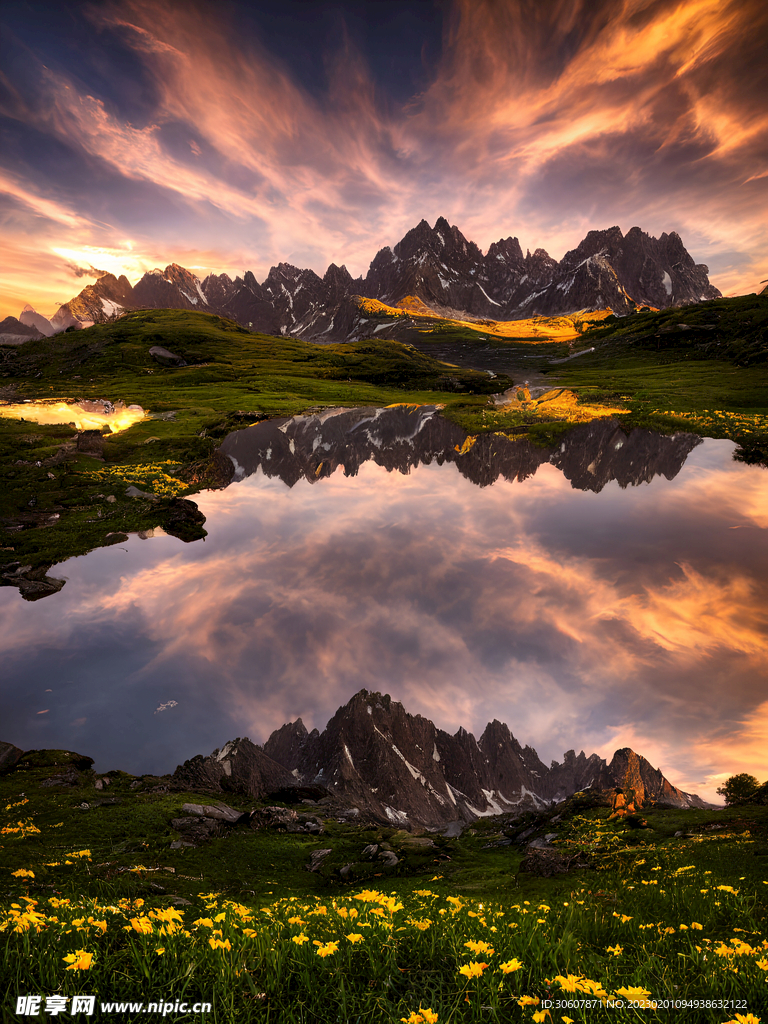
(3, 832, 768, 1023)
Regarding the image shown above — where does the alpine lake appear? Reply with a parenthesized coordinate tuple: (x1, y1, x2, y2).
(1, 303, 768, 1022)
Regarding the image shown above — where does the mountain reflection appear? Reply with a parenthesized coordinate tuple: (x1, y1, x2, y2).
(220, 405, 702, 492)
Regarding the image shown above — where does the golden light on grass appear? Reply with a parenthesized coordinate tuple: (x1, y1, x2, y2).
(355, 296, 615, 343)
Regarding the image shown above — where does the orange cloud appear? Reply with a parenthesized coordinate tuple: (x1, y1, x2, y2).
(2, 0, 766, 321)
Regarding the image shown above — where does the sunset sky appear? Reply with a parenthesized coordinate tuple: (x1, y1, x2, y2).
(2, 0, 768, 321)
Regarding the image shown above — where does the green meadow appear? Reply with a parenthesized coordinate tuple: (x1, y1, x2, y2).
(1, 762, 767, 1022)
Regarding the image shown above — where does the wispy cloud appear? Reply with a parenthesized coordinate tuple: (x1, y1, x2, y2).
(1, 0, 767, 317)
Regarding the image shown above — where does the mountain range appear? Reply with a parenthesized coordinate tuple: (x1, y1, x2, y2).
(172, 689, 709, 829)
(8, 219, 721, 344)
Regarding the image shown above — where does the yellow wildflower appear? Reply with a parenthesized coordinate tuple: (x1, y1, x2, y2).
(554, 975, 583, 993)
(607, 945, 623, 955)
(63, 950, 93, 971)
(346, 933, 364, 943)
(517, 996, 539, 1007)
(464, 940, 494, 955)
(458, 961, 488, 978)
(291, 933, 309, 945)
(129, 916, 153, 935)
(315, 941, 339, 958)
(615, 986, 651, 1000)
(499, 958, 523, 973)
(155, 948, 165, 955)
(11, 869, 35, 878)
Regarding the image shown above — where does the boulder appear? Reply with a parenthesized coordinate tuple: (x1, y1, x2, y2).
(377, 850, 399, 867)
(181, 802, 246, 824)
(149, 345, 187, 367)
(0, 741, 23, 773)
(308, 849, 333, 872)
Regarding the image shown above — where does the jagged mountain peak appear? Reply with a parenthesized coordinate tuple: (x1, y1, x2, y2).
(179, 689, 710, 828)
(42, 216, 722, 338)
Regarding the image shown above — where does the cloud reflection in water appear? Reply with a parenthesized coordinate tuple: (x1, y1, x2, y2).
(0, 431, 766, 804)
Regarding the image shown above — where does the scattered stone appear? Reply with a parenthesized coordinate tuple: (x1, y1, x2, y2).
(377, 850, 399, 867)
(149, 345, 187, 367)
(106, 495, 116, 503)
(170, 840, 196, 850)
(339, 863, 355, 879)
(361, 844, 379, 860)
(308, 849, 332, 872)
(129, 780, 142, 790)
(126, 485, 155, 499)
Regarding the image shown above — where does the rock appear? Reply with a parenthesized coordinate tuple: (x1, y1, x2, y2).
(170, 840, 196, 849)
(75, 430, 104, 457)
(172, 737, 294, 799)
(258, 806, 299, 829)
(339, 863, 355, 879)
(0, 741, 23, 773)
(149, 345, 187, 367)
(126, 485, 155, 499)
(519, 848, 589, 877)
(180, 802, 245, 824)
(308, 849, 333, 872)
(39, 769, 80, 788)
(398, 836, 435, 852)
(341, 807, 360, 818)
(361, 844, 379, 860)
(377, 850, 399, 867)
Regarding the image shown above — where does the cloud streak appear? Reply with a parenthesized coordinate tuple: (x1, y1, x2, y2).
(1, 0, 767, 317)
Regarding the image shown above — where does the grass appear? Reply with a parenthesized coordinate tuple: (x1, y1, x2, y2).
(1, 763, 767, 1022)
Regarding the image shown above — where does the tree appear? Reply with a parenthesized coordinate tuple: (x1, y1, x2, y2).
(716, 773, 760, 805)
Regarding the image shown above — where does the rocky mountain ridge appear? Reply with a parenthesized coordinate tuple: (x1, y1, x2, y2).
(20, 219, 721, 342)
(172, 689, 709, 829)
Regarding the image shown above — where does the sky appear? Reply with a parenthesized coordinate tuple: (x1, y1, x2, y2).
(1, 0, 768, 320)
(1, 428, 766, 806)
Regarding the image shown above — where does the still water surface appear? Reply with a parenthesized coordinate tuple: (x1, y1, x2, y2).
(1, 407, 766, 803)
